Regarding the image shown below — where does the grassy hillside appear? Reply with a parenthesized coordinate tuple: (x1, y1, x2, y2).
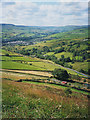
(2, 79, 89, 118)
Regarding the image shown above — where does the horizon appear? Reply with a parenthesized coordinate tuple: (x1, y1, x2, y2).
(0, 23, 88, 27)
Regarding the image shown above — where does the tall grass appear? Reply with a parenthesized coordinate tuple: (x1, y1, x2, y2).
(2, 79, 89, 119)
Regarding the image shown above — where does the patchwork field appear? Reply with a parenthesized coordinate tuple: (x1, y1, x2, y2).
(1, 51, 88, 77)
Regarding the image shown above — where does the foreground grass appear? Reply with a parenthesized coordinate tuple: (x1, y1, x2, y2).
(23, 81, 90, 95)
(2, 70, 89, 95)
(2, 79, 89, 119)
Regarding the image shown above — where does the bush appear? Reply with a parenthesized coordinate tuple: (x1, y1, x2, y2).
(84, 79, 86, 82)
(69, 83, 71, 86)
(64, 88, 72, 96)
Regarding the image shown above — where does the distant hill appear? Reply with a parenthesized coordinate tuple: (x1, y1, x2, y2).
(1, 23, 88, 45)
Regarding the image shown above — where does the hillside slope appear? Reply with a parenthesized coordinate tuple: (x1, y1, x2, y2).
(1, 24, 89, 75)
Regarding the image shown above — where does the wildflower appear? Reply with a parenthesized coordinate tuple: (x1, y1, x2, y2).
(36, 110, 38, 113)
(58, 105, 62, 108)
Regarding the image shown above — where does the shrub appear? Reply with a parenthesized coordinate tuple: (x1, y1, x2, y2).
(64, 88, 72, 96)
(83, 79, 86, 82)
(69, 83, 71, 86)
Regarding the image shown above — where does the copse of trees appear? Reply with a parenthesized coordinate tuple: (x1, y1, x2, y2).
(59, 55, 72, 63)
(52, 68, 69, 81)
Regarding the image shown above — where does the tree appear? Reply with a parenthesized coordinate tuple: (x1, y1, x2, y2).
(61, 55, 64, 59)
(5, 53, 9, 56)
(52, 68, 69, 80)
(80, 69, 85, 73)
(65, 57, 72, 62)
(43, 46, 50, 52)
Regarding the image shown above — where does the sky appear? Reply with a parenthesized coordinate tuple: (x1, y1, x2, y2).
(0, 0, 89, 26)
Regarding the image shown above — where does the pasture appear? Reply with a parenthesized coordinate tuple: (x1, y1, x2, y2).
(55, 52, 73, 59)
(69, 62, 88, 73)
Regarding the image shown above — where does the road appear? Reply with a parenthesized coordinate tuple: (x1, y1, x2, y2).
(44, 61, 89, 78)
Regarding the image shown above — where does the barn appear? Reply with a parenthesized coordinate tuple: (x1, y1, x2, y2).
(61, 81, 67, 84)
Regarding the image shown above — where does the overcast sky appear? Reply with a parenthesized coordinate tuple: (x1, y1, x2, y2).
(0, 0, 89, 26)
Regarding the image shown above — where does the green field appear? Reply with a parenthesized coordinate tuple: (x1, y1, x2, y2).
(2, 56, 39, 62)
(69, 62, 88, 72)
(45, 52, 55, 56)
(29, 61, 59, 71)
(55, 52, 73, 59)
(2, 61, 44, 71)
(55, 52, 83, 60)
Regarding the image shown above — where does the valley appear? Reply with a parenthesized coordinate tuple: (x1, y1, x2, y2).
(1, 24, 90, 119)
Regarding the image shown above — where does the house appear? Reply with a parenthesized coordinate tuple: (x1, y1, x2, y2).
(61, 81, 67, 84)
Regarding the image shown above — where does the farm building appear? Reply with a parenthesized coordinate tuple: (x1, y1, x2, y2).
(61, 81, 67, 84)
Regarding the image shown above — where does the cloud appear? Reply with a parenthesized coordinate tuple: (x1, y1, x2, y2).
(1, 2, 88, 26)
(1, 0, 89, 2)
(0, 3, 2, 23)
